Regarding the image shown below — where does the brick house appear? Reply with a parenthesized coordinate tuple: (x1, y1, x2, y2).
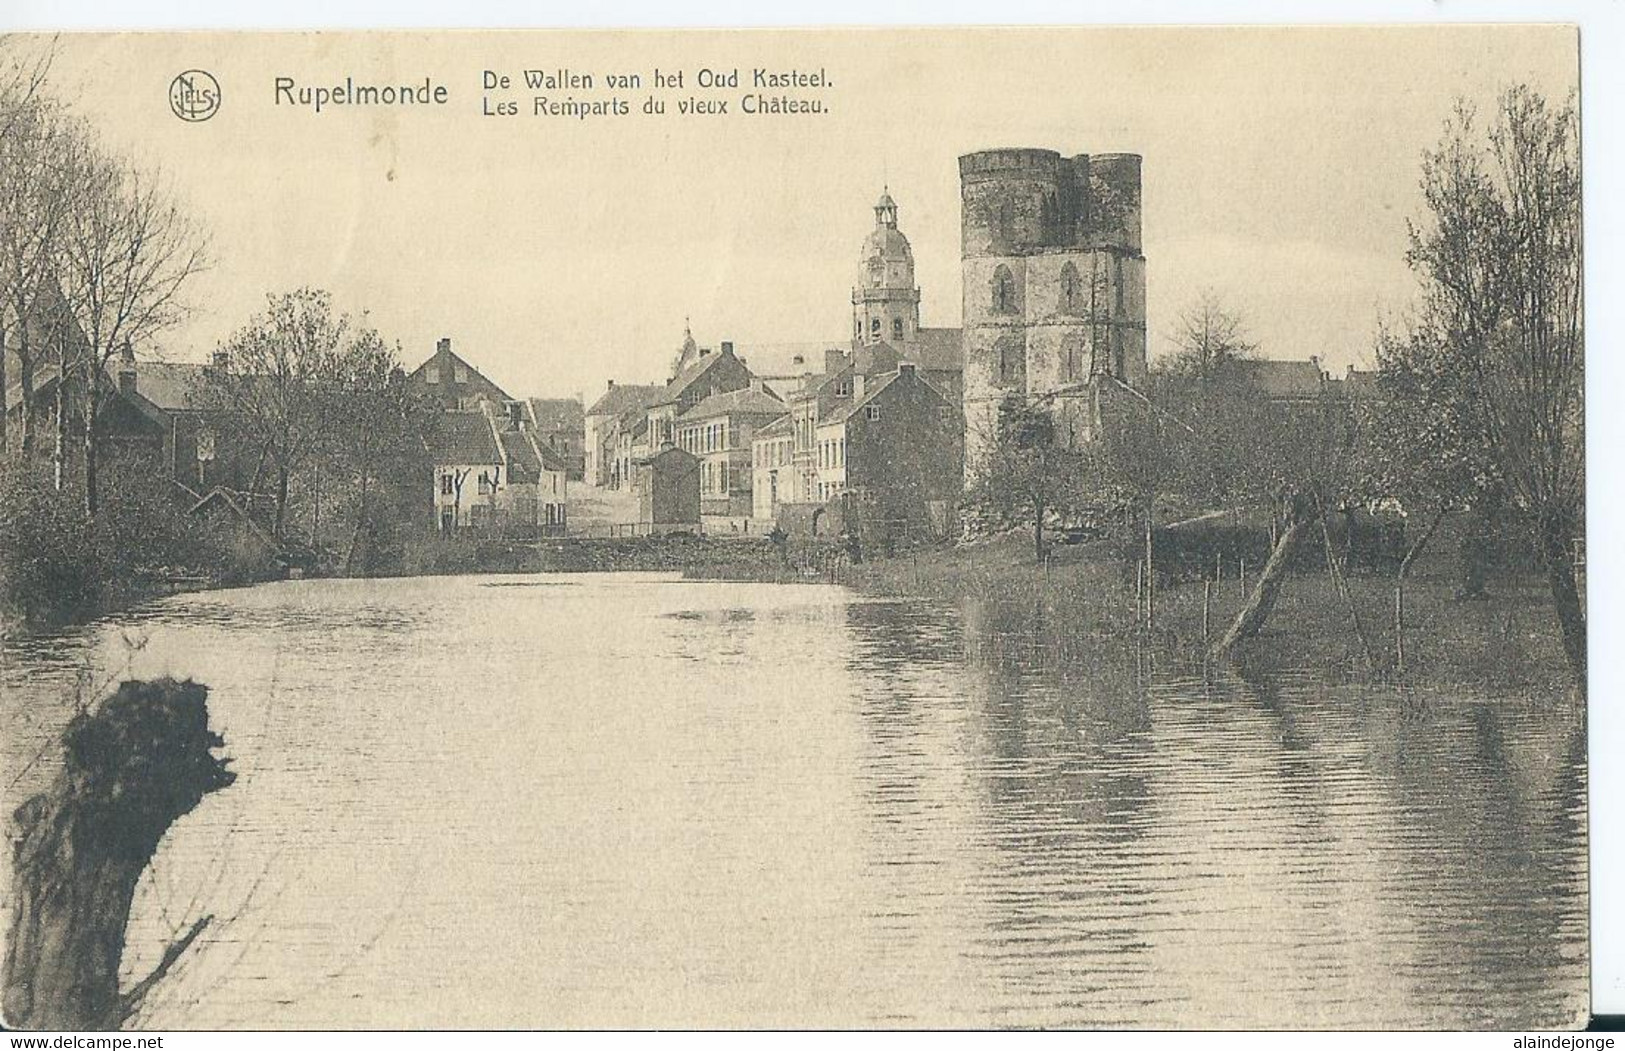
(635, 445, 701, 533)
(527, 397, 586, 481)
(409, 337, 513, 410)
(585, 381, 662, 488)
(754, 353, 963, 542)
(675, 381, 785, 517)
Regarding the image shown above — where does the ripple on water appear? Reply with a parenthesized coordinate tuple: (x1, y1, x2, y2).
(0, 575, 1588, 1029)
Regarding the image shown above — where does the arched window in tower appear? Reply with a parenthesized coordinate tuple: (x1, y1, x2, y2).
(995, 334, 1025, 388)
(1060, 262, 1082, 315)
(1062, 331, 1088, 382)
(892, 318, 904, 341)
(991, 265, 1017, 316)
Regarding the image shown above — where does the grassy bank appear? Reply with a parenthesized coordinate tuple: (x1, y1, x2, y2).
(830, 528, 1577, 695)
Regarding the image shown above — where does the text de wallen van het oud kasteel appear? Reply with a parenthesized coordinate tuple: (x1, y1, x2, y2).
(265, 66, 836, 119)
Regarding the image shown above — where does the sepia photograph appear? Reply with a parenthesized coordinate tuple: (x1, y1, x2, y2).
(0, 20, 1599, 1033)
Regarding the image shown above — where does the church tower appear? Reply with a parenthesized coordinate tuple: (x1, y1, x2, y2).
(851, 189, 922, 347)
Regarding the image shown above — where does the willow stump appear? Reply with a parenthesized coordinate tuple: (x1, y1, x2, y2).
(3, 678, 234, 1030)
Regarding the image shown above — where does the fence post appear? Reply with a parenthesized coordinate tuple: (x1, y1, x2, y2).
(1239, 557, 1247, 601)
(1203, 579, 1212, 645)
(1394, 582, 1405, 674)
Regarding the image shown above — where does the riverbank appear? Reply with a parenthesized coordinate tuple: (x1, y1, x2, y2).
(826, 530, 1577, 695)
(7, 523, 1578, 697)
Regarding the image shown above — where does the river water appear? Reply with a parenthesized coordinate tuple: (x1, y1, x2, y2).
(0, 574, 1588, 1029)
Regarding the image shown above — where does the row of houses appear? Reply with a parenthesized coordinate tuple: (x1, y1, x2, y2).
(405, 336, 582, 534)
(584, 192, 969, 539)
(1, 310, 586, 543)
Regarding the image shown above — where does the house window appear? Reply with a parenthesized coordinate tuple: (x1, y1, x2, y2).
(892, 318, 904, 341)
(870, 317, 881, 336)
(835, 379, 851, 397)
(866, 405, 881, 422)
(425, 366, 440, 385)
(454, 364, 469, 383)
(440, 473, 453, 496)
(478, 470, 493, 496)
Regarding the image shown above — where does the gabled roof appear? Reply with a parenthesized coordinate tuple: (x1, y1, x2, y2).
(732, 341, 840, 379)
(408, 343, 514, 403)
(587, 382, 663, 417)
(427, 410, 503, 466)
(658, 348, 742, 406)
(677, 385, 784, 423)
(125, 361, 213, 411)
(752, 413, 793, 441)
(1232, 358, 1327, 400)
(908, 328, 964, 373)
(528, 396, 583, 433)
(822, 372, 903, 425)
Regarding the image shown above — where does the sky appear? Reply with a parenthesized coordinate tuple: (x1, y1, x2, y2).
(31, 26, 1580, 401)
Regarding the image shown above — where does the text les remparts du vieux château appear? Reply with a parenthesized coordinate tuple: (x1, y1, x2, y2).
(483, 67, 831, 118)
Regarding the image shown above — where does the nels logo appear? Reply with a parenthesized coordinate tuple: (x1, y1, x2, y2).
(169, 70, 221, 122)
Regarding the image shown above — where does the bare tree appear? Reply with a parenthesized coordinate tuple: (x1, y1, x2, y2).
(1167, 289, 1256, 380)
(1407, 85, 1585, 688)
(0, 92, 75, 463)
(324, 327, 436, 572)
(55, 126, 207, 516)
(207, 289, 346, 537)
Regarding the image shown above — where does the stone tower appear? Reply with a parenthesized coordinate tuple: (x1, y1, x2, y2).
(851, 189, 922, 347)
(959, 148, 1146, 476)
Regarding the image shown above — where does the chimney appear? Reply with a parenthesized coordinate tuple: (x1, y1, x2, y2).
(824, 348, 844, 376)
(698, 345, 711, 357)
(211, 349, 229, 368)
(437, 337, 451, 355)
(791, 354, 804, 367)
(898, 362, 917, 378)
(607, 379, 616, 389)
(750, 377, 764, 394)
(117, 340, 137, 394)
(853, 373, 866, 401)
(721, 341, 734, 357)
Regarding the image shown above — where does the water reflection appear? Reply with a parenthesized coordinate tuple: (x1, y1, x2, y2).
(0, 575, 1587, 1029)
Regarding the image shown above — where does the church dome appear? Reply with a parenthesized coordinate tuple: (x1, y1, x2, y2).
(862, 224, 913, 264)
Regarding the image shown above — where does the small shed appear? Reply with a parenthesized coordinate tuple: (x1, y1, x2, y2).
(635, 445, 701, 533)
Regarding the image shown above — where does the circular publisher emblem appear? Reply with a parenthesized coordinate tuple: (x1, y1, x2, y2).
(169, 70, 221, 122)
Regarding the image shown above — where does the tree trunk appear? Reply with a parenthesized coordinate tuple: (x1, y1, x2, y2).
(1320, 511, 1380, 671)
(18, 328, 36, 461)
(1535, 517, 1587, 692)
(1144, 496, 1155, 632)
(82, 370, 100, 518)
(3, 679, 233, 1030)
(1033, 496, 1045, 564)
(52, 365, 68, 492)
(0, 318, 8, 458)
(273, 467, 290, 537)
(1212, 517, 1307, 657)
(1393, 507, 1446, 673)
